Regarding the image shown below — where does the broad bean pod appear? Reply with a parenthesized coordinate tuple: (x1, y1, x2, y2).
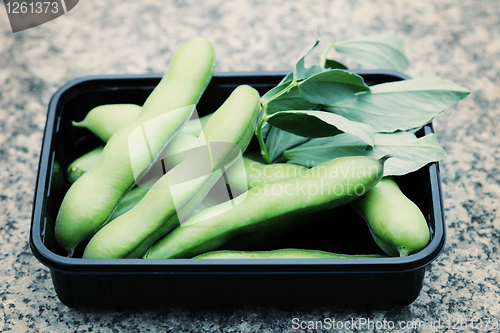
(350, 176, 430, 256)
(73, 104, 211, 143)
(55, 37, 216, 256)
(73, 104, 142, 142)
(193, 248, 386, 259)
(66, 146, 104, 184)
(144, 155, 389, 259)
(226, 151, 308, 193)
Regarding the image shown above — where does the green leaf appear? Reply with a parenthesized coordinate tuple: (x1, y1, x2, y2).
(261, 121, 271, 139)
(294, 39, 320, 80)
(267, 85, 318, 114)
(279, 64, 329, 84)
(267, 110, 374, 145)
(324, 77, 471, 132)
(261, 81, 290, 102)
(324, 59, 348, 70)
(333, 31, 409, 72)
(299, 69, 370, 105)
(284, 132, 447, 176)
(265, 126, 309, 162)
(304, 64, 325, 77)
(283, 133, 368, 167)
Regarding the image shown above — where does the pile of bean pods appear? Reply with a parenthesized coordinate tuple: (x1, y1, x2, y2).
(55, 37, 431, 260)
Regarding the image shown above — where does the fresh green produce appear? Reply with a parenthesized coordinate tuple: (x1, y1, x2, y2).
(283, 132, 449, 176)
(70, 103, 220, 214)
(74, 103, 212, 143)
(180, 113, 212, 137)
(160, 132, 199, 170)
(66, 132, 199, 185)
(226, 151, 308, 193)
(68, 147, 307, 236)
(216, 152, 309, 249)
(83, 84, 261, 259)
(68, 146, 304, 226)
(66, 132, 201, 225)
(254, 32, 469, 176)
(66, 128, 199, 223)
(143, 155, 389, 259)
(65, 146, 306, 252)
(66, 146, 104, 184)
(324, 31, 410, 72)
(193, 248, 386, 259)
(67, 105, 202, 184)
(111, 177, 226, 222)
(73, 104, 142, 142)
(55, 37, 216, 256)
(110, 181, 152, 220)
(54, 32, 471, 260)
(350, 176, 430, 257)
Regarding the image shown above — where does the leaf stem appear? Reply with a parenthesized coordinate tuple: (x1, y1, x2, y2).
(319, 44, 332, 68)
(255, 110, 271, 164)
(256, 80, 299, 163)
(261, 80, 299, 104)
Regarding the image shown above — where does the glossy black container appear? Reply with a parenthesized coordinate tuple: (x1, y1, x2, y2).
(30, 71, 446, 308)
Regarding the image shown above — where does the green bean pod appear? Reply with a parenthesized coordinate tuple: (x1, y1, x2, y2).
(110, 184, 151, 220)
(179, 113, 212, 137)
(144, 155, 389, 259)
(73, 104, 212, 142)
(66, 146, 104, 184)
(55, 37, 216, 256)
(83, 84, 261, 259)
(350, 176, 430, 257)
(226, 151, 308, 193)
(73, 104, 142, 142)
(193, 248, 386, 259)
(219, 153, 308, 250)
(161, 132, 199, 170)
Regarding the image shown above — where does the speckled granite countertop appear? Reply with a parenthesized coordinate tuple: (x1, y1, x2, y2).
(1, 0, 499, 332)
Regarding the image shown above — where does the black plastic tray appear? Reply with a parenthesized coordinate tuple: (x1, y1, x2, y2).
(30, 71, 446, 308)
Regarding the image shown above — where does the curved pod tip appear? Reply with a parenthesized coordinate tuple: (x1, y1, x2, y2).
(379, 154, 392, 165)
(72, 120, 85, 127)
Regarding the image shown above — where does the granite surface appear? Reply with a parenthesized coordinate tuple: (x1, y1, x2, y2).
(1, 0, 499, 332)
